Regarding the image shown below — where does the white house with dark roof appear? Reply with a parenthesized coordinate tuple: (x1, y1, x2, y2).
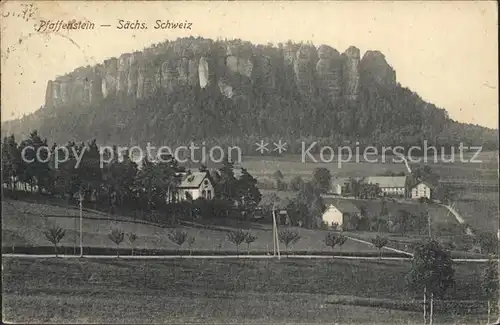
(363, 176, 408, 197)
(410, 180, 435, 199)
(321, 196, 361, 229)
(175, 171, 215, 201)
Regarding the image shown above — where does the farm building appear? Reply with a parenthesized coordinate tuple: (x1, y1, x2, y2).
(410, 181, 435, 199)
(321, 197, 361, 230)
(363, 176, 408, 197)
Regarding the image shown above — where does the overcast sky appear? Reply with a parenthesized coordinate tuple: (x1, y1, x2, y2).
(1, 1, 498, 129)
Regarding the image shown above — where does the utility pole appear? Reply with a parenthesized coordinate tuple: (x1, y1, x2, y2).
(272, 204, 280, 260)
(272, 204, 276, 256)
(79, 191, 83, 258)
(428, 212, 432, 238)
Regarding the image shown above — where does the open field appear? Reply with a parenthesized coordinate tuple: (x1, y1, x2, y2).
(239, 151, 498, 182)
(452, 190, 499, 233)
(1, 257, 491, 324)
(2, 199, 387, 255)
(3, 196, 489, 259)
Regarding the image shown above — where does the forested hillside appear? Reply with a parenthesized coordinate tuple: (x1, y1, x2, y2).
(1, 37, 497, 153)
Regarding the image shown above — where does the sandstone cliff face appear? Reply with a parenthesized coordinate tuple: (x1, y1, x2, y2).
(177, 57, 199, 86)
(293, 44, 318, 97)
(117, 53, 131, 94)
(252, 55, 276, 89)
(138, 62, 160, 99)
(218, 78, 234, 98)
(198, 56, 210, 88)
(226, 56, 253, 78)
(342, 46, 360, 101)
(127, 52, 142, 97)
(102, 58, 118, 99)
(44, 80, 55, 108)
(43, 40, 398, 110)
(359, 50, 396, 87)
(315, 45, 342, 104)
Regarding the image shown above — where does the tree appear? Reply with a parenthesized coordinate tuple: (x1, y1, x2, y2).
(412, 165, 439, 184)
(1, 135, 21, 190)
(325, 232, 338, 251)
(108, 229, 125, 257)
(371, 235, 388, 259)
(236, 168, 262, 219)
(18, 131, 52, 193)
(53, 141, 84, 200)
(227, 229, 247, 255)
(482, 259, 499, 324)
(78, 139, 103, 205)
(345, 177, 361, 197)
(43, 225, 66, 257)
(394, 209, 412, 235)
(216, 157, 237, 203)
(128, 232, 137, 256)
(311, 168, 332, 193)
(336, 234, 347, 251)
(105, 148, 138, 210)
(379, 198, 389, 218)
(358, 183, 381, 199)
(290, 181, 325, 228)
(406, 240, 455, 325)
(260, 192, 282, 214)
(476, 231, 497, 255)
(187, 236, 196, 255)
(289, 175, 305, 192)
(278, 229, 301, 256)
(168, 229, 188, 254)
(244, 232, 257, 254)
(273, 170, 286, 191)
(198, 164, 208, 172)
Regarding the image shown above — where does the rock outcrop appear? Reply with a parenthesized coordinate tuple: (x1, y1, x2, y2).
(101, 58, 118, 99)
(342, 46, 360, 101)
(315, 45, 343, 104)
(198, 56, 210, 88)
(42, 39, 399, 110)
(359, 50, 396, 87)
(127, 52, 142, 97)
(293, 44, 318, 97)
(218, 78, 234, 98)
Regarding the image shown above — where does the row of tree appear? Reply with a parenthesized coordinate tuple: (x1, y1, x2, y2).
(2, 131, 262, 222)
(44, 221, 499, 324)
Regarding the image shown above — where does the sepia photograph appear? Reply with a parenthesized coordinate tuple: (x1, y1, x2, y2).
(1, 1, 499, 324)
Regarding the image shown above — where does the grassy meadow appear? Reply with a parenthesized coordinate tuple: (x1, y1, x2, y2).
(1, 257, 491, 324)
(2, 151, 497, 324)
(3, 199, 388, 255)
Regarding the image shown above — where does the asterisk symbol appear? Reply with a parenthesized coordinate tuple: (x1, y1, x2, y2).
(255, 140, 269, 154)
(273, 140, 288, 154)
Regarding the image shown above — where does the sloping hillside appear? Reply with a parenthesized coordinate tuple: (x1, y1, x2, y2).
(2, 37, 497, 152)
(2, 199, 387, 254)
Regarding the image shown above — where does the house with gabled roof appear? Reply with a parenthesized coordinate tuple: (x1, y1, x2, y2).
(321, 196, 361, 230)
(172, 171, 215, 202)
(410, 180, 436, 200)
(363, 176, 409, 197)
